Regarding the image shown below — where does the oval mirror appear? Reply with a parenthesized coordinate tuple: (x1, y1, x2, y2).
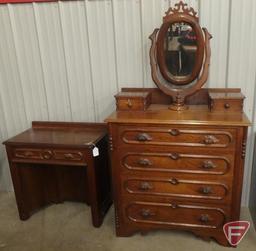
(149, 1, 212, 110)
(157, 19, 204, 86)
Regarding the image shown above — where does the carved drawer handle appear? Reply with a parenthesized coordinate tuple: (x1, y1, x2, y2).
(140, 209, 155, 218)
(136, 133, 152, 142)
(127, 99, 133, 108)
(42, 151, 53, 160)
(202, 160, 216, 169)
(138, 158, 152, 167)
(203, 135, 219, 145)
(15, 151, 34, 158)
(199, 214, 210, 223)
(169, 178, 179, 185)
(25, 152, 34, 157)
(64, 153, 75, 160)
(224, 103, 230, 109)
(169, 129, 180, 136)
(199, 186, 212, 195)
(169, 153, 180, 160)
(139, 182, 153, 191)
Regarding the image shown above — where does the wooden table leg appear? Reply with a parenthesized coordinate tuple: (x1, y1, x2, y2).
(85, 150, 102, 227)
(6, 149, 30, 220)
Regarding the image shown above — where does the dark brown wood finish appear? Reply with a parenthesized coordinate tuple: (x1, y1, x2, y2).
(105, 88, 251, 246)
(115, 92, 152, 111)
(3, 122, 112, 227)
(209, 92, 245, 113)
(105, 3, 250, 244)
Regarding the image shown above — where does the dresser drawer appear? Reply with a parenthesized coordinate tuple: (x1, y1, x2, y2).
(119, 126, 236, 149)
(121, 152, 232, 175)
(123, 178, 230, 203)
(12, 148, 85, 164)
(125, 201, 227, 229)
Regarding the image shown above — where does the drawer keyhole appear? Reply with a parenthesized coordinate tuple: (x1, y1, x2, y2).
(169, 153, 180, 160)
(170, 203, 179, 209)
(169, 129, 180, 136)
(170, 178, 179, 185)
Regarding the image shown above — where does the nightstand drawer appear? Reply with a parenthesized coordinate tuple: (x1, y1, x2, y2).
(119, 126, 236, 149)
(125, 201, 227, 229)
(12, 148, 85, 164)
(13, 148, 52, 160)
(123, 178, 230, 203)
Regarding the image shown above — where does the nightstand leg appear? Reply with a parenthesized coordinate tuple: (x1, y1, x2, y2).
(85, 151, 102, 227)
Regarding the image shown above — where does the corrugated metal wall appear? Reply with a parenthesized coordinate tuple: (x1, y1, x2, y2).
(0, 0, 256, 206)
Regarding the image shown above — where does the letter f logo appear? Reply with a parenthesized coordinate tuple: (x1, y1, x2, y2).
(223, 221, 250, 246)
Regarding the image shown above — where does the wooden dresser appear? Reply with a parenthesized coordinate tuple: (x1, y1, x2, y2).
(105, 88, 250, 246)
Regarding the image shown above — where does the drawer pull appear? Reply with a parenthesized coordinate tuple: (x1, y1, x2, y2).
(224, 103, 230, 109)
(169, 178, 179, 185)
(136, 133, 152, 142)
(203, 135, 219, 145)
(139, 182, 153, 191)
(169, 129, 180, 136)
(199, 214, 210, 223)
(15, 151, 34, 158)
(127, 99, 133, 108)
(202, 160, 216, 169)
(138, 158, 152, 167)
(199, 186, 212, 195)
(64, 153, 75, 160)
(140, 209, 155, 218)
(169, 153, 180, 160)
(42, 151, 53, 160)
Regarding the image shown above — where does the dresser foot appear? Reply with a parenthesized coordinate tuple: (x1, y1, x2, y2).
(116, 226, 141, 237)
(213, 234, 230, 247)
(19, 212, 30, 221)
(192, 230, 230, 247)
(140, 231, 149, 236)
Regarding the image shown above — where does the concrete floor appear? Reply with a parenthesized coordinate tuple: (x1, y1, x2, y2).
(0, 192, 255, 251)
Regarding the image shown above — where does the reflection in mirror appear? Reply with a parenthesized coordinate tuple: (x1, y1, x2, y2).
(164, 22, 197, 78)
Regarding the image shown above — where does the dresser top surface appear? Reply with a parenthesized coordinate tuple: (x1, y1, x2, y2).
(105, 105, 251, 126)
(3, 122, 107, 147)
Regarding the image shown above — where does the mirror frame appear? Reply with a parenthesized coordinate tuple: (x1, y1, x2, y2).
(157, 16, 204, 85)
(149, 1, 212, 111)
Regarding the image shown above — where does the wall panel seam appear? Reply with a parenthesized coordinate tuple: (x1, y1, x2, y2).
(139, 0, 146, 87)
(111, 0, 121, 92)
(32, 3, 50, 120)
(7, 4, 28, 125)
(58, 2, 73, 121)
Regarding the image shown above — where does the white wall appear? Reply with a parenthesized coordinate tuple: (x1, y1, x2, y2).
(0, 0, 256, 206)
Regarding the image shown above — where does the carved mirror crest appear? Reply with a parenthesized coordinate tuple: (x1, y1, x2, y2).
(149, 1, 212, 111)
